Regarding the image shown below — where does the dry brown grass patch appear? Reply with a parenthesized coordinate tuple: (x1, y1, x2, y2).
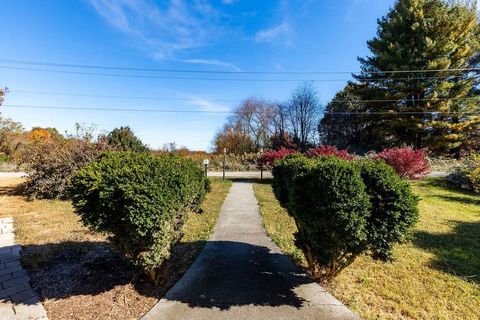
(0, 177, 231, 320)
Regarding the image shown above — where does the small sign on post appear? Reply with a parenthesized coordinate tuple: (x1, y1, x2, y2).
(260, 148, 264, 181)
(223, 148, 227, 180)
(203, 159, 209, 178)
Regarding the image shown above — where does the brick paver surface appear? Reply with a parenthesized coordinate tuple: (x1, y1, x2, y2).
(0, 217, 48, 320)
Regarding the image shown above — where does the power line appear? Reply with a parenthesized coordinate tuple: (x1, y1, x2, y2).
(335, 97, 480, 103)
(0, 65, 347, 82)
(8, 88, 480, 104)
(1, 58, 479, 75)
(325, 111, 480, 115)
(11, 89, 243, 102)
(2, 104, 479, 115)
(1, 104, 231, 114)
(0, 65, 474, 82)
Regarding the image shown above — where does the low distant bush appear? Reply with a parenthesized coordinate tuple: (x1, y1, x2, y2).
(204, 152, 259, 171)
(428, 157, 464, 172)
(375, 147, 430, 179)
(156, 151, 260, 171)
(467, 167, 480, 194)
(0, 161, 20, 172)
(273, 155, 418, 281)
(448, 152, 480, 194)
(305, 145, 354, 160)
(0, 153, 19, 172)
(69, 152, 210, 284)
(99, 126, 149, 152)
(258, 148, 298, 168)
(19, 139, 108, 199)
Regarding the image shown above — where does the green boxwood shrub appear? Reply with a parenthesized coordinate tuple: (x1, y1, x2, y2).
(69, 151, 210, 283)
(289, 157, 371, 281)
(272, 154, 314, 207)
(357, 160, 419, 261)
(272, 155, 419, 281)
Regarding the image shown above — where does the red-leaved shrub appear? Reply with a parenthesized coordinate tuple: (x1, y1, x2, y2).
(305, 145, 354, 160)
(375, 147, 430, 179)
(258, 148, 298, 168)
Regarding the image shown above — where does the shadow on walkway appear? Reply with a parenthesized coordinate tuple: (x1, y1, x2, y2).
(162, 240, 310, 310)
(223, 177, 272, 185)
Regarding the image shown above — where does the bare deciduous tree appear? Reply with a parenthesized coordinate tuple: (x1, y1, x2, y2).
(286, 82, 322, 151)
(212, 84, 323, 153)
(212, 97, 277, 153)
(233, 98, 277, 149)
(212, 122, 255, 154)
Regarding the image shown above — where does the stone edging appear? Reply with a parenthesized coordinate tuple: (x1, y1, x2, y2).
(0, 217, 48, 320)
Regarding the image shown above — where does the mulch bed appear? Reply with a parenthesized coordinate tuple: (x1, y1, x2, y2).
(23, 239, 205, 320)
(24, 243, 162, 320)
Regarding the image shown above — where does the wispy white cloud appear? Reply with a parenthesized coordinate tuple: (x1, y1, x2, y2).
(188, 97, 230, 112)
(181, 59, 241, 72)
(254, 22, 290, 43)
(89, 0, 298, 67)
(89, 0, 223, 60)
(344, 0, 368, 21)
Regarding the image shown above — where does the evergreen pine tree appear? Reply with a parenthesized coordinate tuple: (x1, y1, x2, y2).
(322, 0, 480, 154)
(319, 84, 373, 152)
(102, 126, 149, 152)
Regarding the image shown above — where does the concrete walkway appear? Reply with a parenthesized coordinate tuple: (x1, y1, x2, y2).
(142, 183, 358, 320)
(0, 217, 47, 320)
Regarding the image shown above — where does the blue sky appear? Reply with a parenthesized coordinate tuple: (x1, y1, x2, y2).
(0, 0, 394, 150)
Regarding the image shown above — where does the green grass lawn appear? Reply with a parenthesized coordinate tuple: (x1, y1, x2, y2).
(253, 178, 480, 320)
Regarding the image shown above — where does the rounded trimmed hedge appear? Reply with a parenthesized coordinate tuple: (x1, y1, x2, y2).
(272, 155, 418, 281)
(357, 160, 419, 261)
(271, 153, 312, 207)
(69, 151, 210, 283)
(289, 157, 371, 280)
